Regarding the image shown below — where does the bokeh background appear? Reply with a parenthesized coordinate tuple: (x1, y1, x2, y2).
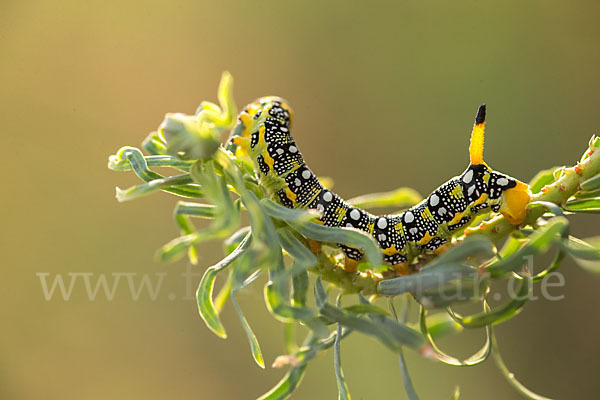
(3, 1, 600, 399)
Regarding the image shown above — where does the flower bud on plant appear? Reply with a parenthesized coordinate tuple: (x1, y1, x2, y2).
(159, 112, 220, 160)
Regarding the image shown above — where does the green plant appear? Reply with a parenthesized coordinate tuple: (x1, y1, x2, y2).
(108, 73, 600, 400)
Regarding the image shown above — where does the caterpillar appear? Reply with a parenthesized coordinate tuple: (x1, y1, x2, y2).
(230, 97, 531, 274)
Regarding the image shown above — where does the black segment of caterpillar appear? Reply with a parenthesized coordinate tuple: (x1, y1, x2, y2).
(230, 97, 531, 274)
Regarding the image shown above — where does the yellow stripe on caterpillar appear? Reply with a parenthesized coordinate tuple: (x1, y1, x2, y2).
(285, 188, 297, 203)
(448, 211, 466, 225)
(418, 232, 436, 246)
(263, 149, 275, 171)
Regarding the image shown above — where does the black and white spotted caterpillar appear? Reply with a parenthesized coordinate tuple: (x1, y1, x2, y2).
(231, 97, 531, 273)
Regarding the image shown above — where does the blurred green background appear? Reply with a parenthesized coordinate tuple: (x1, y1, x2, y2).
(3, 0, 600, 399)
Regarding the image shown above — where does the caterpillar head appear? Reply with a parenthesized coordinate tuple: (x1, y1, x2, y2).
(230, 97, 294, 156)
(238, 96, 293, 130)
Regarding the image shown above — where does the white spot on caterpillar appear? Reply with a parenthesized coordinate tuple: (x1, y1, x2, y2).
(281, 127, 288, 132)
(316, 204, 325, 213)
(323, 191, 333, 202)
(350, 209, 361, 220)
(463, 170, 473, 184)
(276, 148, 284, 155)
(346, 223, 353, 228)
(289, 145, 298, 153)
(378, 233, 387, 241)
(429, 194, 440, 207)
(294, 178, 301, 186)
(409, 227, 418, 235)
(468, 185, 476, 196)
(438, 207, 447, 216)
(497, 177, 509, 186)
(302, 170, 311, 179)
(404, 211, 415, 223)
(377, 218, 387, 229)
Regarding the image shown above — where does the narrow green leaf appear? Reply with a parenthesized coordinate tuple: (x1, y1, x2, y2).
(262, 198, 320, 223)
(334, 295, 351, 400)
(388, 297, 420, 400)
(299, 329, 352, 364)
(232, 252, 264, 290)
(527, 201, 566, 218)
(283, 323, 297, 355)
(216, 152, 279, 246)
(314, 277, 328, 310)
(190, 162, 238, 230)
(567, 236, 600, 259)
(157, 232, 204, 262)
(574, 187, 600, 199)
(141, 132, 168, 155)
(347, 187, 422, 209)
(216, 70, 237, 126)
(499, 235, 527, 258)
(561, 236, 600, 273)
(487, 217, 568, 277)
(109, 146, 161, 179)
(113, 147, 199, 198)
(263, 233, 329, 337)
(214, 270, 232, 313)
(423, 236, 495, 270)
(522, 203, 569, 282)
(196, 268, 226, 338)
(257, 364, 308, 400)
(109, 153, 193, 172)
(174, 202, 216, 264)
(224, 226, 252, 254)
(277, 228, 318, 282)
(136, 155, 192, 171)
(174, 206, 197, 242)
(264, 284, 317, 321)
(315, 279, 425, 351)
(420, 303, 492, 366)
(491, 328, 554, 400)
(196, 232, 251, 338)
(292, 270, 310, 308)
(377, 263, 477, 297)
(581, 174, 600, 191)
(398, 348, 419, 400)
(231, 292, 265, 368)
(175, 201, 216, 219)
(447, 275, 531, 328)
(343, 304, 390, 316)
(157, 228, 226, 262)
(115, 174, 200, 202)
(157, 160, 241, 262)
(422, 312, 464, 340)
(528, 167, 561, 194)
(565, 197, 600, 213)
(532, 248, 566, 283)
(414, 277, 488, 309)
